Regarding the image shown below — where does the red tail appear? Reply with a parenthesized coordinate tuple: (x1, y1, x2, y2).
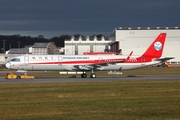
(141, 33, 166, 59)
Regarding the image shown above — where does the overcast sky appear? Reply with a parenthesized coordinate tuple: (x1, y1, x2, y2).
(0, 0, 180, 38)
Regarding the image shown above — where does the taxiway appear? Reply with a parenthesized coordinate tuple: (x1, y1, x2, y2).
(0, 75, 180, 84)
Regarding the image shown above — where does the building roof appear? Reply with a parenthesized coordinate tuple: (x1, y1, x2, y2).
(32, 43, 49, 48)
(8, 48, 29, 54)
(66, 35, 110, 41)
(116, 27, 180, 30)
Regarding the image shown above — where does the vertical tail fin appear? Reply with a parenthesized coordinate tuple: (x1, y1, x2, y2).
(141, 33, 166, 59)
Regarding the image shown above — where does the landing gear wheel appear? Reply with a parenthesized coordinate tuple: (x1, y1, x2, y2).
(16, 76, 21, 79)
(90, 73, 96, 78)
(81, 73, 87, 78)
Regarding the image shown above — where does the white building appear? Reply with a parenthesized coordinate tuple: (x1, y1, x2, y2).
(0, 54, 5, 65)
(65, 36, 110, 55)
(109, 27, 180, 64)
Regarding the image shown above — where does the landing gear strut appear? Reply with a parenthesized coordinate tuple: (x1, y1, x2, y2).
(90, 73, 96, 78)
(90, 69, 96, 78)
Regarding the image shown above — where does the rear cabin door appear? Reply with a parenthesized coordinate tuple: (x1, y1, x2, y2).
(141, 56, 145, 65)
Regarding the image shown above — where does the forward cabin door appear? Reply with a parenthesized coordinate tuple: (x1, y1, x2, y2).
(23, 56, 30, 70)
(24, 56, 29, 65)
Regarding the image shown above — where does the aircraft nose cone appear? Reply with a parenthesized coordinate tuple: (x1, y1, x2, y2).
(5, 62, 11, 69)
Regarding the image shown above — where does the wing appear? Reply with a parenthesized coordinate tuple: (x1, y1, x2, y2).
(74, 51, 133, 71)
(73, 60, 125, 71)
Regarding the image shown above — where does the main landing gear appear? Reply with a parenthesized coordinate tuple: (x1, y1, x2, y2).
(81, 69, 96, 78)
(81, 73, 87, 78)
(90, 73, 96, 78)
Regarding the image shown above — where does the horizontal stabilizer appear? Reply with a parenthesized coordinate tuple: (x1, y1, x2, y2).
(155, 57, 175, 62)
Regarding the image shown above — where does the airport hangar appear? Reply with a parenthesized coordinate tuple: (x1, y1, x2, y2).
(65, 27, 180, 64)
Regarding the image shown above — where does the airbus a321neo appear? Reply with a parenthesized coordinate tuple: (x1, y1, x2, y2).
(6, 33, 173, 78)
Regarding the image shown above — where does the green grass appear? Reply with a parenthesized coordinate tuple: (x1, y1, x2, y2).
(0, 81, 180, 120)
(0, 67, 180, 119)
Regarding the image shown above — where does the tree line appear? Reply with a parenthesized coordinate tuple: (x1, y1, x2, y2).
(0, 34, 106, 53)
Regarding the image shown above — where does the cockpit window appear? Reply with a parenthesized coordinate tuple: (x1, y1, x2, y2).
(10, 58, 20, 62)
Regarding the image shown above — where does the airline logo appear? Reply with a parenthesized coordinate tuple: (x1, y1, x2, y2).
(154, 41, 162, 51)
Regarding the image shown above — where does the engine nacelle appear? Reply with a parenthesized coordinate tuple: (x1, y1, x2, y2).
(78, 65, 92, 70)
(96, 67, 105, 70)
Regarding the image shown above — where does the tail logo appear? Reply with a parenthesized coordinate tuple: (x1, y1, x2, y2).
(154, 41, 162, 51)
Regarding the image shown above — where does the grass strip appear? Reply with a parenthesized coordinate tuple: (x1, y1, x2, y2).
(0, 80, 180, 120)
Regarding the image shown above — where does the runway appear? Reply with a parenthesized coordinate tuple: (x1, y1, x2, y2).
(0, 75, 180, 84)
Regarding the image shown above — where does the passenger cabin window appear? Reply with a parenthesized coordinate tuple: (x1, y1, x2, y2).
(11, 58, 20, 62)
(39, 57, 42, 61)
(45, 57, 48, 60)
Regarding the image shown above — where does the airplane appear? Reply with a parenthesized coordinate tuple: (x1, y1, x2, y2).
(5, 33, 173, 78)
